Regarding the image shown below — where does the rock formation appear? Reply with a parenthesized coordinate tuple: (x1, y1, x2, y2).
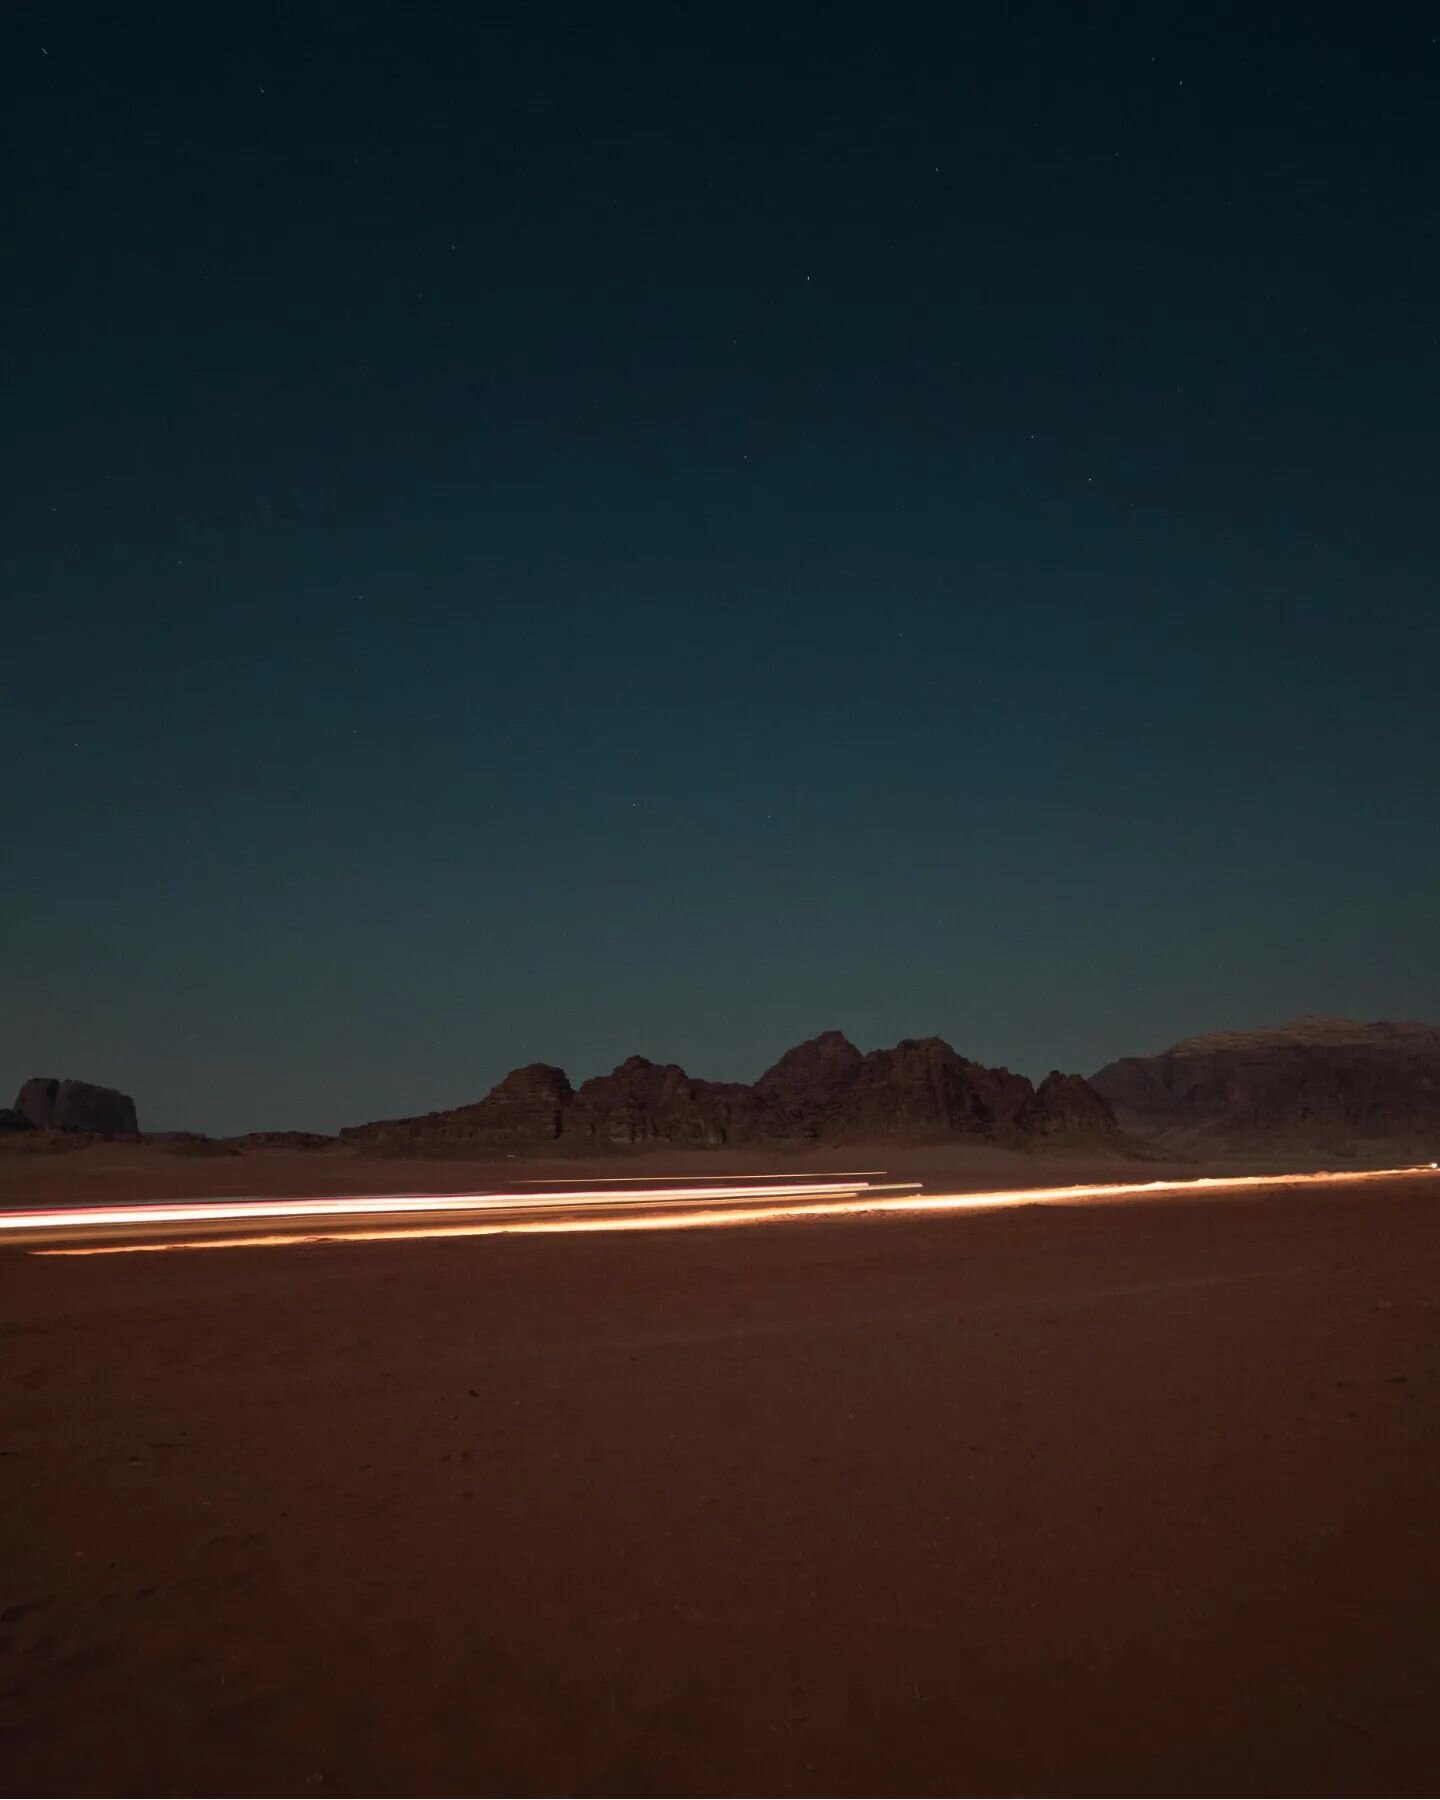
(340, 1031, 1123, 1156)
(564, 1057, 758, 1148)
(854, 1038, 1035, 1142)
(1090, 1015, 1440, 1151)
(752, 1030, 867, 1139)
(1015, 1070, 1125, 1143)
(340, 1063, 574, 1152)
(12, 1077, 138, 1136)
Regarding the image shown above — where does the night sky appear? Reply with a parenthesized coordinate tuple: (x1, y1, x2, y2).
(4, 1, 1437, 1134)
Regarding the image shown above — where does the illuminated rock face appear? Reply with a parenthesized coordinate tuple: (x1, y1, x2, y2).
(12, 1077, 139, 1136)
(1090, 1017, 1440, 1148)
(338, 1031, 1124, 1154)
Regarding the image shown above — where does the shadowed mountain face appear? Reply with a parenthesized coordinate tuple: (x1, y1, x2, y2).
(10, 1078, 139, 1136)
(564, 1057, 756, 1150)
(334, 1064, 575, 1154)
(1090, 1017, 1440, 1152)
(340, 1032, 1124, 1155)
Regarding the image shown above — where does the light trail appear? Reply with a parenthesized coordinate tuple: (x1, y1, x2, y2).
(509, 1170, 889, 1184)
(24, 1163, 1440, 1258)
(0, 1178, 899, 1235)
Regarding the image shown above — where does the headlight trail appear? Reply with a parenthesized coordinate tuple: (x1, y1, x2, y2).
(917, 1162, 1440, 1207)
(20, 1163, 1439, 1257)
(509, 1170, 890, 1184)
(0, 1178, 896, 1235)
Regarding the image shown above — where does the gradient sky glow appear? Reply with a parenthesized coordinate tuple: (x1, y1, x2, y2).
(4, 1, 1437, 1133)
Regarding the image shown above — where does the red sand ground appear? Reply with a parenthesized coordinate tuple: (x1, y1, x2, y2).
(3, 1150, 1439, 1795)
(0, 1140, 1205, 1206)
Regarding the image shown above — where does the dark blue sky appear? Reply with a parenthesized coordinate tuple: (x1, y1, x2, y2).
(4, 0, 1437, 1133)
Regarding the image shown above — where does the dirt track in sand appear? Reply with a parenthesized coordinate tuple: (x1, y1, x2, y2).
(3, 1161, 1439, 1795)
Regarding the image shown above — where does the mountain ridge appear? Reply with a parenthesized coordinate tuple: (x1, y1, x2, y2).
(338, 1030, 1124, 1156)
(1090, 1014, 1440, 1153)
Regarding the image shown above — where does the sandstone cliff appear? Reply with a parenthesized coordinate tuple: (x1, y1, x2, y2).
(12, 1077, 139, 1136)
(1090, 1015, 1440, 1153)
(340, 1031, 1123, 1156)
(339, 1063, 574, 1152)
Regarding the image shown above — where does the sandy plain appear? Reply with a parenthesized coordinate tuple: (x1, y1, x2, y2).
(2, 1145, 1439, 1795)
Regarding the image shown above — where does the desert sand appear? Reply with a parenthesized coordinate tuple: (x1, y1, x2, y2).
(3, 1148, 1439, 1795)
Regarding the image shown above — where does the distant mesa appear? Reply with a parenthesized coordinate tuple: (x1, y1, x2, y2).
(338, 1030, 1126, 1157)
(11, 1077, 138, 1137)
(1090, 1015, 1440, 1154)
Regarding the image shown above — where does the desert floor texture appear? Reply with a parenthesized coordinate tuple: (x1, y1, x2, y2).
(3, 1147, 1439, 1795)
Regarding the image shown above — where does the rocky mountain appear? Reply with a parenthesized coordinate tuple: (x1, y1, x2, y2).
(340, 1031, 1124, 1155)
(753, 1030, 869, 1138)
(758, 1033, 1024, 1143)
(10, 1077, 139, 1137)
(1016, 1071, 1126, 1144)
(1090, 1015, 1440, 1152)
(563, 1057, 757, 1149)
(340, 1063, 575, 1153)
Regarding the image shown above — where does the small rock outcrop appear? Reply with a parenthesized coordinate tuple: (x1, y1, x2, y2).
(13, 1077, 138, 1137)
(147, 1132, 240, 1157)
(220, 1131, 336, 1151)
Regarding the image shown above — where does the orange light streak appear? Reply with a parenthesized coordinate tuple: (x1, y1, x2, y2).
(509, 1169, 889, 1183)
(29, 1163, 1440, 1258)
(0, 1179, 891, 1235)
